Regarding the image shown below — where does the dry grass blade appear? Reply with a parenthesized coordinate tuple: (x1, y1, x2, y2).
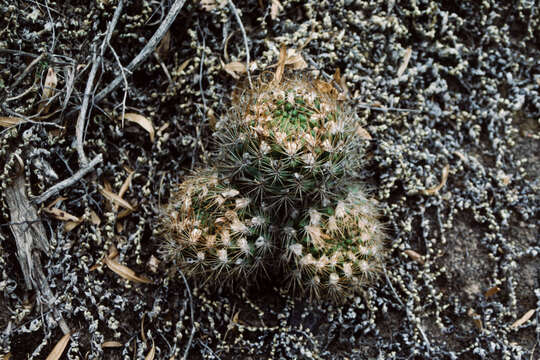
(397, 47, 412, 77)
(484, 286, 500, 298)
(124, 113, 155, 142)
(156, 31, 171, 60)
(102, 341, 123, 348)
(403, 249, 425, 265)
(422, 164, 450, 195)
(0, 117, 24, 127)
(99, 187, 134, 211)
(511, 309, 535, 329)
(45, 333, 70, 360)
(104, 256, 152, 284)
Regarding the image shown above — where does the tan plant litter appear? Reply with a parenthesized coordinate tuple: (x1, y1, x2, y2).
(99, 186, 135, 211)
(510, 309, 535, 329)
(101, 341, 123, 348)
(124, 113, 155, 142)
(45, 333, 70, 360)
(403, 249, 425, 265)
(38, 67, 58, 114)
(422, 164, 450, 195)
(104, 255, 153, 284)
(397, 47, 412, 77)
(0, 117, 23, 127)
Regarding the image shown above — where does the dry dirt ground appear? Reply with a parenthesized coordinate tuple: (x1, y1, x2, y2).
(0, 0, 539, 359)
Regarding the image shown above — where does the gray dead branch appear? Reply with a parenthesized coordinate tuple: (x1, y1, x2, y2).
(5, 169, 70, 335)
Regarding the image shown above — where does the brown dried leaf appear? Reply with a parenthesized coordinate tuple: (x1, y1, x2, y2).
(467, 308, 483, 330)
(176, 58, 191, 73)
(397, 47, 412, 77)
(0, 117, 24, 128)
(222, 60, 257, 79)
(403, 249, 425, 265)
(356, 126, 372, 140)
(42, 67, 58, 100)
(511, 309, 535, 328)
(45, 333, 70, 360)
(119, 169, 135, 199)
(124, 113, 155, 142)
(102, 341, 123, 348)
(484, 286, 500, 298)
(42, 207, 80, 222)
(285, 49, 307, 70)
(155, 31, 171, 60)
(46, 196, 68, 209)
(104, 256, 152, 284)
(90, 210, 101, 226)
(64, 220, 82, 232)
(271, 0, 283, 19)
(99, 187, 134, 211)
(273, 45, 287, 84)
(422, 164, 450, 195)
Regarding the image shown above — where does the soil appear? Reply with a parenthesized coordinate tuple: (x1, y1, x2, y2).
(0, 0, 538, 359)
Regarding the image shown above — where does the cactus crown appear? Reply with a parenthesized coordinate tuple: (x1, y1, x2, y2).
(162, 72, 386, 301)
(216, 76, 364, 216)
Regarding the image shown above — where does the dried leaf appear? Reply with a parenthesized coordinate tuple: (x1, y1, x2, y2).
(64, 220, 82, 232)
(422, 164, 450, 195)
(118, 205, 137, 219)
(42, 67, 58, 100)
(467, 308, 483, 330)
(271, 0, 283, 19)
(511, 309, 535, 328)
(102, 341, 123, 348)
(45, 333, 70, 360)
(0, 117, 24, 128)
(356, 126, 372, 140)
(155, 31, 171, 60)
(90, 210, 101, 225)
(273, 45, 287, 84)
(222, 60, 257, 79)
(104, 256, 152, 284)
(484, 286, 500, 298)
(284, 49, 307, 70)
(403, 249, 425, 265)
(99, 187, 134, 211)
(397, 47, 412, 77)
(176, 58, 191, 73)
(119, 169, 135, 199)
(124, 113, 155, 142)
(145, 341, 155, 360)
(39, 67, 58, 114)
(42, 207, 80, 222)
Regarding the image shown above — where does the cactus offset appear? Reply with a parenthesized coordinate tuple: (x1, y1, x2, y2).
(162, 72, 386, 301)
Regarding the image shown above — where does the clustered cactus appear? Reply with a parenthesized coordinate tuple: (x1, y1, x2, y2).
(161, 73, 386, 301)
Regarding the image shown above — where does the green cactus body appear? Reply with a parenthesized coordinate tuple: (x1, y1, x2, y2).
(162, 75, 386, 301)
(162, 171, 272, 284)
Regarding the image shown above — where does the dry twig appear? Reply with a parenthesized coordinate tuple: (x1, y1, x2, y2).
(94, 0, 188, 103)
(33, 154, 103, 205)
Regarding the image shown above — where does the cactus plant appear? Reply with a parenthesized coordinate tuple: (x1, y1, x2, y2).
(161, 73, 386, 301)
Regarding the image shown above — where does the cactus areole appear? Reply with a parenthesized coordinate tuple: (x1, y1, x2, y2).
(161, 71, 386, 301)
